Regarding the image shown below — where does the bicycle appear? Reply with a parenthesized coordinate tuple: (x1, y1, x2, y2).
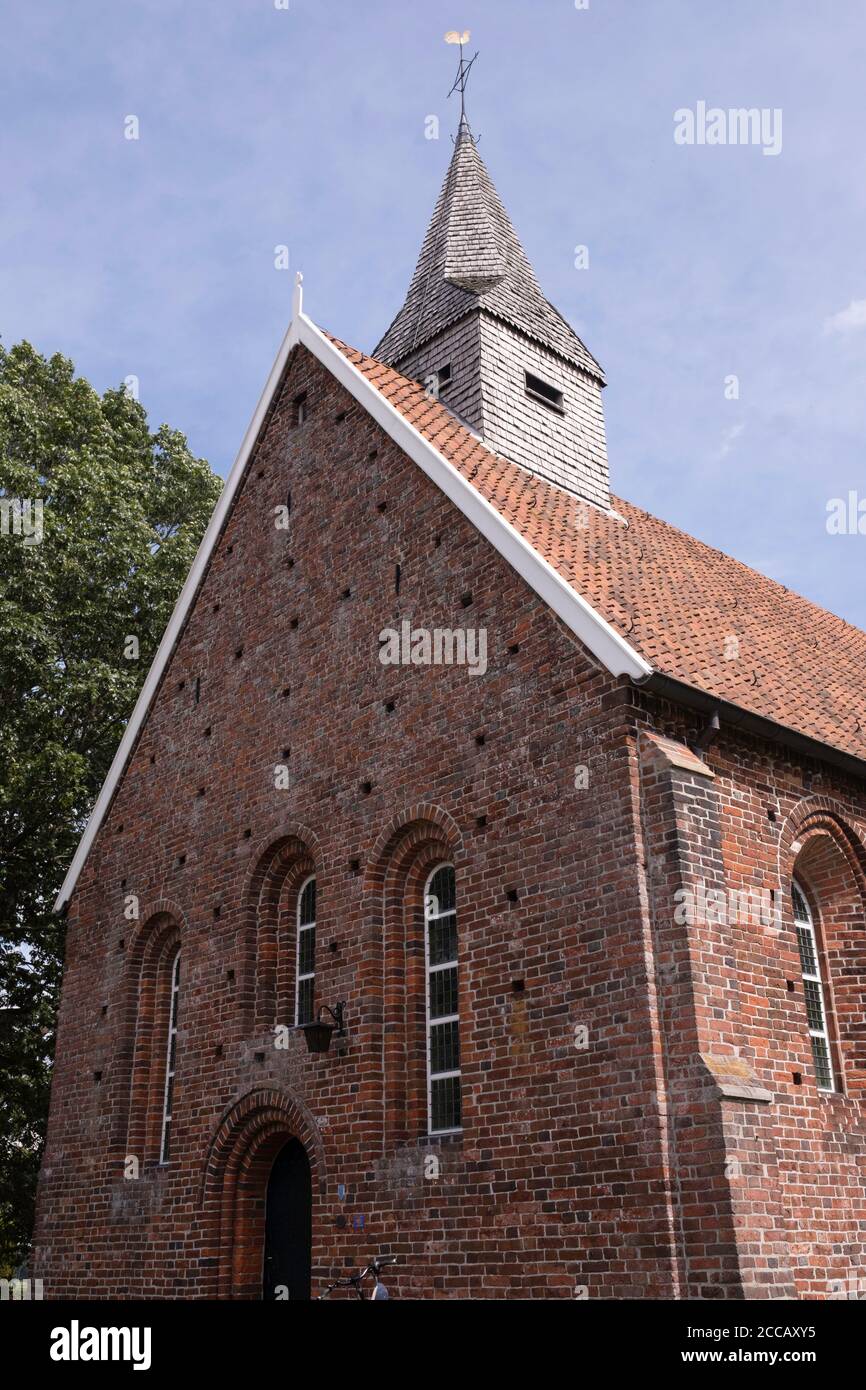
(318, 1255, 396, 1300)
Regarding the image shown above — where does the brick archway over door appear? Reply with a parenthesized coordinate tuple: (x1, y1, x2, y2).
(200, 1089, 325, 1299)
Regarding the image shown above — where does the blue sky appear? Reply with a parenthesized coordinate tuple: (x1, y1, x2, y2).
(2, 0, 865, 626)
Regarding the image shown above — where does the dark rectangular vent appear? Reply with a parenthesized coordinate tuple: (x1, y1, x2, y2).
(524, 371, 564, 413)
(437, 363, 452, 388)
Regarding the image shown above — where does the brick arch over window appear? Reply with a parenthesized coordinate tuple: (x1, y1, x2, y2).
(781, 803, 866, 1097)
(362, 805, 463, 1144)
(199, 1088, 325, 1299)
(240, 825, 320, 1033)
(121, 904, 186, 1165)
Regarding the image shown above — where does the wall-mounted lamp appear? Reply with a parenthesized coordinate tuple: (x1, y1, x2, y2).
(299, 1001, 347, 1054)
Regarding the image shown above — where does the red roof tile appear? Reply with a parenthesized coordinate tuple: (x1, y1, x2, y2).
(329, 333, 866, 765)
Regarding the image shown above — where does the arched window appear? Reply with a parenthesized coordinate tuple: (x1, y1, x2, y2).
(295, 876, 316, 1026)
(424, 864, 461, 1134)
(159, 949, 181, 1163)
(792, 881, 835, 1092)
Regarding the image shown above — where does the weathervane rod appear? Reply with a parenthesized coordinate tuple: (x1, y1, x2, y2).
(445, 29, 478, 127)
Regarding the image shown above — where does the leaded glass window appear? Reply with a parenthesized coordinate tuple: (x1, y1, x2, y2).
(792, 880, 835, 1092)
(295, 876, 316, 1026)
(424, 864, 462, 1133)
(159, 949, 181, 1163)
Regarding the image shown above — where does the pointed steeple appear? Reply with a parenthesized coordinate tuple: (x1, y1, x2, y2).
(375, 126, 602, 381)
(374, 63, 611, 509)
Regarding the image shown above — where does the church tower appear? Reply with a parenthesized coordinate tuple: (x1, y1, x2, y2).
(375, 95, 611, 510)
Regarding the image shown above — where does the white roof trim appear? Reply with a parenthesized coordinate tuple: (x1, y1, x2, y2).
(53, 288, 651, 912)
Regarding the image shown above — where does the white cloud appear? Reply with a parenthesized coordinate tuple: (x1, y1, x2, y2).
(824, 299, 866, 334)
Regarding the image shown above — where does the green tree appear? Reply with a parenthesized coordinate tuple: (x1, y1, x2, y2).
(0, 340, 221, 1273)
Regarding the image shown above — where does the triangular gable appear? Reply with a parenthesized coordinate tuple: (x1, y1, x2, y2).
(53, 278, 650, 911)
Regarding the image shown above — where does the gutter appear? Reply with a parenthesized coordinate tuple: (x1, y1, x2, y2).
(643, 671, 866, 783)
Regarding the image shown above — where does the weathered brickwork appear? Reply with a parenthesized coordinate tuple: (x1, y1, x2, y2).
(632, 689, 866, 1300)
(31, 346, 866, 1300)
(32, 348, 671, 1299)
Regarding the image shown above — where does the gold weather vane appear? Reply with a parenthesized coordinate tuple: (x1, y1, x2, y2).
(445, 29, 478, 127)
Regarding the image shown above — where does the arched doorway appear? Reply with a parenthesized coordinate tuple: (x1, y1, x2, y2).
(262, 1138, 312, 1300)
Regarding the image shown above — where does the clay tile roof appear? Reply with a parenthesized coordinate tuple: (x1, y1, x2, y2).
(328, 331, 866, 765)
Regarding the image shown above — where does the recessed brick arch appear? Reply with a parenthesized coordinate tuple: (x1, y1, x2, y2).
(239, 823, 321, 1032)
(362, 805, 464, 1145)
(119, 902, 187, 1163)
(200, 1088, 326, 1299)
(779, 799, 866, 1096)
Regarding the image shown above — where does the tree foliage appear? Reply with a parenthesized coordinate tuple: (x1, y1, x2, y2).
(0, 340, 221, 1273)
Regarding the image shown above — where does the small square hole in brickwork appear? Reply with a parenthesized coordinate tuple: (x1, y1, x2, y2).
(254, 1051, 265, 1063)
(475, 733, 486, 747)
(361, 780, 373, 795)
(101, 1004, 108, 1016)
(290, 617, 299, 630)
(178, 853, 186, 866)
(787, 979, 795, 991)
(461, 592, 473, 608)
(286, 556, 295, 570)
(227, 544, 234, 555)
(204, 726, 212, 738)
(349, 859, 360, 875)
(369, 448, 379, 461)
(213, 905, 221, 918)
(792, 1072, 803, 1086)
(335, 409, 347, 423)
(476, 815, 487, 829)
(506, 888, 519, 904)
(243, 828, 252, 839)
(508, 643, 520, 655)
(377, 500, 387, 513)
(213, 602, 221, 613)
(177, 679, 186, 691)
(384, 700, 396, 714)
(282, 687, 291, 698)
(511, 979, 525, 994)
(118, 938, 125, 951)
(235, 647, 243, 660)
(341, 587, 351, 599)
(150, 754, 156, 764)
(434, 535, 442, 548)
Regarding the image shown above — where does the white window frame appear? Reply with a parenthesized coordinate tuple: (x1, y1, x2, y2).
(424, 862, 462, 1136)
(294, 874, 316, 1027)
(792, 880, 835, 1093)
(159, 948, 181, 1164)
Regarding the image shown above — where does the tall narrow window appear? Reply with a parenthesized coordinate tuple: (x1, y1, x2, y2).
(159, 949, 181, 1163)
(295, 876, 316, 1026)
(424, 864, 462, 1134)
(792, 881, 835, 1092)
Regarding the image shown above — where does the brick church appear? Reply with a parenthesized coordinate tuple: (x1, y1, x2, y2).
(33, 99, 866, 1300)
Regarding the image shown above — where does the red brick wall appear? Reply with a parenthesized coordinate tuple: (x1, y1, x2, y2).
(32, 347, 675, 1299)
(632, 688, 866, 1300)
(31, 346, 866, 1299)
